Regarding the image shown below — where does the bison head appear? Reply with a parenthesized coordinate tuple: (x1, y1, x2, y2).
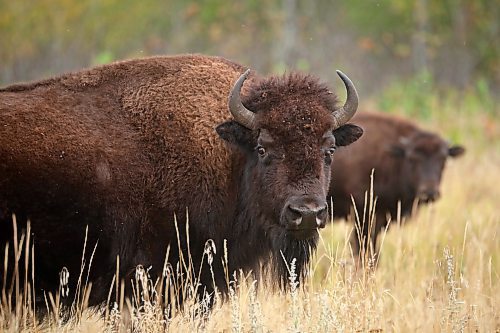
(216, 69, 363, 242)
(390, 132, 465, 202)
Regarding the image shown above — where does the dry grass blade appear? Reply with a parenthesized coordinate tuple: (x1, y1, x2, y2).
(0, 107, 498, 332)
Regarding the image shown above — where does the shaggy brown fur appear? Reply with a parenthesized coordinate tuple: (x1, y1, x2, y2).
(329, 112, 465, 260)
(0, 54, 362, 306)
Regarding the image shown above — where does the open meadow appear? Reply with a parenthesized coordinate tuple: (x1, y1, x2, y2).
(1, 83, 498, 332)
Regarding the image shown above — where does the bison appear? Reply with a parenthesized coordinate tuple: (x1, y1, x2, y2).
(329, 112, 465, 262)
(0, 54, 363, 306)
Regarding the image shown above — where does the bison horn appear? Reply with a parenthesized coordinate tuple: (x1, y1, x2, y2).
(332, 70, 359, 128)
(228, 69, 256, 130)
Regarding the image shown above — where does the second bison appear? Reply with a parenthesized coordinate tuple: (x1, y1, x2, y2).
(329, 112, 465, 261)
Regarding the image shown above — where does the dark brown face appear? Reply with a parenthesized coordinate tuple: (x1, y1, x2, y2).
(217, 114, 363, 240)
(218, 70, 363, 240)
(253, 127, 334, 239)
(391, 133, 465, 203)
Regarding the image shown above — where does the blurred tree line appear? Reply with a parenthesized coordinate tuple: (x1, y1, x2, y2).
(0, 0, 498, 98)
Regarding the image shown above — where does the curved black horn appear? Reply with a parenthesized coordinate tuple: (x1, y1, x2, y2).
(228, 69, 256, 130)
(332, 70, 359, 128)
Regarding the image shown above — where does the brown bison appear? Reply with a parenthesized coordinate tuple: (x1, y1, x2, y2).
(0, 54, 363, 305)
(329, 112, 465, 261)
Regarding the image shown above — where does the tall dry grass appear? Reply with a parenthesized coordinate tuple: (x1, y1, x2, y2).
(1, 86, 498, 332)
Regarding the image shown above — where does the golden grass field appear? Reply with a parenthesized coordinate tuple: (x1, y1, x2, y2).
(1, 93, 498, 332)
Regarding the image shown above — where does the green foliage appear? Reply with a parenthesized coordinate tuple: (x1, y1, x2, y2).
(379, 72, 497, 116)
(377, 71, 499, 146)
(0, 1, 172, 68)
(0, 0, 498, 91)
(378, 70, 435, 119)
(342, 0, 499, 81)
(343, 0, 413, 40)
(93, 51, 114, 65)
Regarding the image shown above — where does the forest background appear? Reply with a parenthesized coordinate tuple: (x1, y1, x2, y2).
(0, 0, 498, 102)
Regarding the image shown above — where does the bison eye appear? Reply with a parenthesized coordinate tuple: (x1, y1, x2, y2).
(324, 147, 336, 164)
(257, 146, 266, 157)
(325, 147, 336, 156)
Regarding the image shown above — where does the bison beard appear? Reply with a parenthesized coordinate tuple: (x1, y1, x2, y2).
(270, 231, 317, 288)
(0, 54, 363, 307)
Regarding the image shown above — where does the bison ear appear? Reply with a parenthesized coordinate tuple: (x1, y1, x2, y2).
(333, 124, 363, 147)
(448, 145, 465, 158)
(216, 121, 255, 151)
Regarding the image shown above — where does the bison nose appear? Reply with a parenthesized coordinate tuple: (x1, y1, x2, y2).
(419, 188, 440, 202)
(284, 199, 328, 230)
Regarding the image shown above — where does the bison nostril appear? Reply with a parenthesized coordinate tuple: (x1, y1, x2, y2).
(286, 205, 304, 226)
(428, 190, 440, 201)
(316, 206, 328, 226)
(419, 189, 440, 202)
(286, 202, 328, 229)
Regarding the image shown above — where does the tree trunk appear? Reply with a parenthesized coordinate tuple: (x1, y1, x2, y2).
(412, 0, 428, 74)
(276, 0, 298, 69)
